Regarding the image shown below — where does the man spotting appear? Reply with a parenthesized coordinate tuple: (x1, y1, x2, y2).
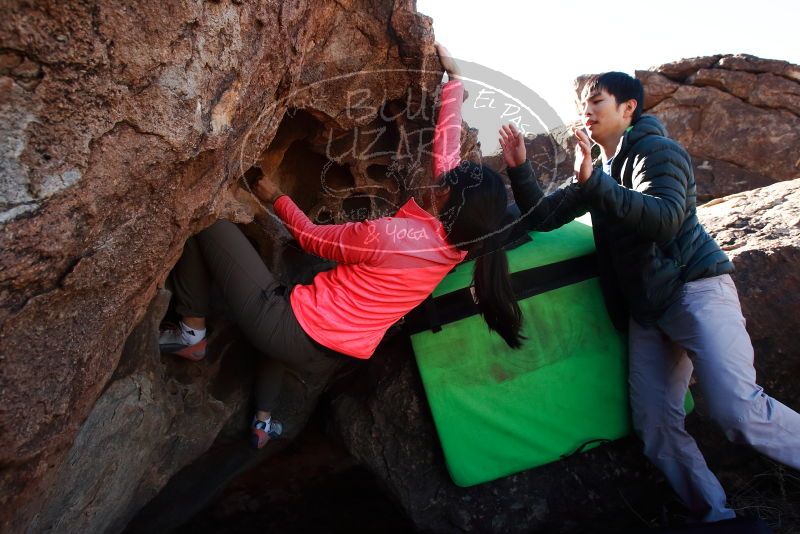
(498, 71, 800, 522)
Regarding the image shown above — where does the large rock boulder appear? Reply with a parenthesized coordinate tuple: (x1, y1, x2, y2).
(325, 179, 800, 532)
(0, 1, 453, 531)
(23, 291, 255, 534)
(638, 55, 800, 202)
(3, 3, 798, 530)
(698, 179, 800, 403)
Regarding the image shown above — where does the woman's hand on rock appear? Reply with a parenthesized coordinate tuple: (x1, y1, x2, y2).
(254, 174, 283, 204)
(435, 42, 461, 80)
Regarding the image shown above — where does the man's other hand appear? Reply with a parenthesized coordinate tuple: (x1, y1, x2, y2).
(573, 128, 593, 184)
(499, 123, 527, 168)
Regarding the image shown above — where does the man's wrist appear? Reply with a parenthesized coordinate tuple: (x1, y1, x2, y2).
(508, 159, 529, 171)
(579, 168, 601, 190)
(576, 165, 594, 185)
(506, 160, 533, 182)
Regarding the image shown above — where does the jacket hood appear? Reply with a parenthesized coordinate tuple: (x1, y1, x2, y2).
(626, 115, 667, 146)
(615, 115, 667, 163)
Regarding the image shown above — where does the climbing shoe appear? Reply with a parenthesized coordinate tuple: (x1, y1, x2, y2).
(158, 322, 207, 361)
(250, 417, 283, 449)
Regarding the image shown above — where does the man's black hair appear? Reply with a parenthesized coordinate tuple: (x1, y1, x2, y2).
(582, 71, 644, 123)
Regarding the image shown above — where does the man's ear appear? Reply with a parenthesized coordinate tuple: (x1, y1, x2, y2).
(624, 98, 638, 120)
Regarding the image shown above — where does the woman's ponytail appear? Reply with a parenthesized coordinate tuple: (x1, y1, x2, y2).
(438, 162, 525, 349)
(473, 243, 523, 348)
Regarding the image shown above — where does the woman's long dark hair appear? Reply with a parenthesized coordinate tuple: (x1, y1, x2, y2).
(437, 162, 523, 348)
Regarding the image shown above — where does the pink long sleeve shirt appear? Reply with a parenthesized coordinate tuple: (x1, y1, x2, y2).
(273, 80, 465, 358)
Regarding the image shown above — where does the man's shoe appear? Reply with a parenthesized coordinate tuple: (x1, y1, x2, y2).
(250, 417, 283, 449)
(159, 323, 207, 361)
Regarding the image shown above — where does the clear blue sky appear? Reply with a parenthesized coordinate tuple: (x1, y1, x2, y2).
(417, 0, 800, 152)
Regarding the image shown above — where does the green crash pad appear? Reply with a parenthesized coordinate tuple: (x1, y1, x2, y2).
(408, 221, 693, 487)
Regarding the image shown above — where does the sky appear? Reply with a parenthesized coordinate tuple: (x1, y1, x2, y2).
(416, 0, 800, 153)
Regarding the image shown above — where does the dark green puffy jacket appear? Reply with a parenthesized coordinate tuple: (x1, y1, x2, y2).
(507, 115, 734, 327)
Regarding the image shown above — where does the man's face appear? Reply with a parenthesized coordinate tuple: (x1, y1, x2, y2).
(581, 88, 632, 145)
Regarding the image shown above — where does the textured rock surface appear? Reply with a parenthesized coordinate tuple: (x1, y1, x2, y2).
(638, 55, 800, 202)
(24, 291, 253, 533)
(322, 180, 800, 533)
(2, 1, 799, 532)
(0, 1, 448, 531)
(698, 179, 800, 401)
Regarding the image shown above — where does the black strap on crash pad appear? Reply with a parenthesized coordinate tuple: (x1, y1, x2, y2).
(405, 253, 598, 335)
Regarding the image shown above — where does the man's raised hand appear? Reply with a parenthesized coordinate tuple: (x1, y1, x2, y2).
(499, 123, 526, 168)
(573, 128, 593, 184)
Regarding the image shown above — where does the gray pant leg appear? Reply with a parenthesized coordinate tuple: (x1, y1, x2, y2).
(171, 236, 211, 318)
(252, 300, 339, 412)
(257, 359, 287, 413)
(194, 220, 282, 336)
(628, 318, 734, 521)
(659, 274, 800, 469)
(194, 220, 335, 412)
